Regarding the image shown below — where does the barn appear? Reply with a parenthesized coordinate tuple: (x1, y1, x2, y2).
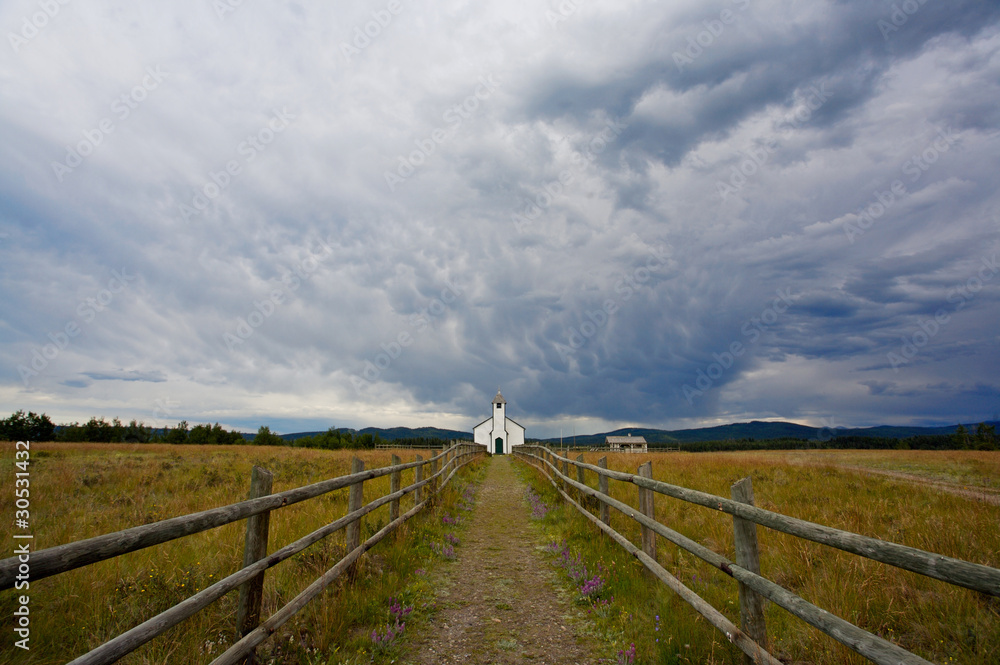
(606, 433, 648, 453)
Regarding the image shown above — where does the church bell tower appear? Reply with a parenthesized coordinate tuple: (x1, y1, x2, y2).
(491, 388, 507, 454)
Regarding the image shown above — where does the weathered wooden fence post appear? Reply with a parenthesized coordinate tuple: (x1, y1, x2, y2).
(731, 477, 767, 661)
(430, 453, 439, 502)
(562, 456, 570, 494)
(638, 461, 656, 561)
(236, 465, 273, 665)
(414, 454, 423, 505)
(598, 456, 610, 526)
(346, 457, 365, 553)
(390, 455, 401, 523)
(576, 454, 586, 506)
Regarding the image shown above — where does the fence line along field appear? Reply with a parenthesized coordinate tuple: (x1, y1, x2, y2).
(0, 442, 486, 664)
(3, 443, 998, 664)
(516, 448, 1000, 665)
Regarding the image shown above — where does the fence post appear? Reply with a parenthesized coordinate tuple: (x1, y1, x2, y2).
(414, 455, 423, 505)
(576, 454, 586, 506)
(346, 457, 364, 553)
(236, 465, 273, 665)
(731, 476, 768, 662)
(638, 461, 656, 561)
(390, 455, 401, 523)
(598, 456, 610, 526)
(562, 456, 570, 493)
(430, 453, 439, 501)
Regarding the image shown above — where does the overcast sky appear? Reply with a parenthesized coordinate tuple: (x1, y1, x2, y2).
(1, 0, 999, 438)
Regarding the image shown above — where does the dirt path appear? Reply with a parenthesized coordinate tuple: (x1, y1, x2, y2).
(404, 455, 605, 665)
(843, 465, 1000, 506)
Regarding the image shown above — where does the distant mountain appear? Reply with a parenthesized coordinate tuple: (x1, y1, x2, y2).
(355, 426, 472, 441)
(536, 420, 999, 446)
(269, 420, 997, 445)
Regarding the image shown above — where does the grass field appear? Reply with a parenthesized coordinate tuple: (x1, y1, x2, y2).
(4, 444, 997, 664)
(517, 448, 1000, 665)
(0, 442, 486, 665)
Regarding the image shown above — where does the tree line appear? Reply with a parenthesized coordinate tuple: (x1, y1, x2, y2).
(0, 411, 445, 449)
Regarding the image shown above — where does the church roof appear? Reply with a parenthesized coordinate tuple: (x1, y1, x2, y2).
(492, 389, 507, 405)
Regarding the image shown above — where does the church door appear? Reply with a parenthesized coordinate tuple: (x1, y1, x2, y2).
(494, 437, 503, 455)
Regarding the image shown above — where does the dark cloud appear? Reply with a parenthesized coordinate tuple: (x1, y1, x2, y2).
(0, 2, 998, 436)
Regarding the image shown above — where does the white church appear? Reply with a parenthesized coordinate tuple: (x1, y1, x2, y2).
(473, 389, 525, 455)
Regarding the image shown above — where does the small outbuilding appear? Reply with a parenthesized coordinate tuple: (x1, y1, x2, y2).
(606, 433, 647, 453)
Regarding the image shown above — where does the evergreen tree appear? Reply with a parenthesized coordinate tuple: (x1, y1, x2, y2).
(253, 425, 285, 446)
(0, 410, 55, 441)
(164, 421, 189, 444)
(952, 424, 970, 449)
(974, 422, 997, 450)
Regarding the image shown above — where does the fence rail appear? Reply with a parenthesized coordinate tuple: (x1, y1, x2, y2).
(1, 442, 486, 665)
(514, 445, 1000, 665)
(375, 439, 475, 450)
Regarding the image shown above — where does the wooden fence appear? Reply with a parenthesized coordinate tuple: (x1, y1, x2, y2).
(375, 439, 475, 450)
(513, 445, 1000, 665)
(0, 441, 486, 665)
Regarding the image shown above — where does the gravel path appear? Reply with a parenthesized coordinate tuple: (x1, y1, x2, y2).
(404, 455, 605, 664)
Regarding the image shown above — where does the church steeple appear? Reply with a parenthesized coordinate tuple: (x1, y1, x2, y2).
(492, 388, 507, 405)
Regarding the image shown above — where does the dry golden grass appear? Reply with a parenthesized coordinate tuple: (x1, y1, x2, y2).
(521, 448, 1000, 665)
(0, 442, 482, 665)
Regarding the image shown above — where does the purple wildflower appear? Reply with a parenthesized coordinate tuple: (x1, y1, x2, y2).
(616, 642, 636, 665)
(371, 619, 406, 655)
(389, 597, 414, 620)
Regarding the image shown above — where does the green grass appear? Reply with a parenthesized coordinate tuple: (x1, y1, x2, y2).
(0, 442, 487, 664)
(516, 449, 1000, 665)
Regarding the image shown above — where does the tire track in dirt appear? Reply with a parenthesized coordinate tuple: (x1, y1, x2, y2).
(404, 455, 605, 664)
(844, 465, 1000, 506)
